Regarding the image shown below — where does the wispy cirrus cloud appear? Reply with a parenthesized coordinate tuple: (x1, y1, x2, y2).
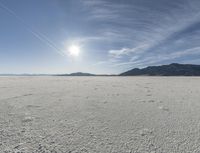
(112, 46, 200, 68)
(2, 0, 200, 74)
(108, 44, 149, 59)
(57, 0, 200, 73)
(80, 0, 200, 71)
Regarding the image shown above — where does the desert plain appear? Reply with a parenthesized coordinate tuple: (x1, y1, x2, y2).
(0, 76, 200, 153)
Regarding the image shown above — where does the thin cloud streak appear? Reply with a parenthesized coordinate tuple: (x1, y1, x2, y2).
(83, 0, 200, 69)
(112, 46, 200, 68)
(0, 1, 66, 57)
(1, 0, 200, 74)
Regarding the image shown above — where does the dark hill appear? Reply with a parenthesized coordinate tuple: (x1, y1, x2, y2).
(120, 63, 200, 76)
(69, 72, 96, 76)
(58, 72, 96, 76)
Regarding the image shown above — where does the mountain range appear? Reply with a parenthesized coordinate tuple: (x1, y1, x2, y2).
(120, 63, 200, 76)
(1, 63, 200, 76)
(57, 63, 200, 76)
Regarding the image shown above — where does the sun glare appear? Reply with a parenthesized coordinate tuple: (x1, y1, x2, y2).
(68, 45, 80, 57)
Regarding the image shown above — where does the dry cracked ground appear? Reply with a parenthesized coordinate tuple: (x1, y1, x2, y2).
(0, 76, 200, 153)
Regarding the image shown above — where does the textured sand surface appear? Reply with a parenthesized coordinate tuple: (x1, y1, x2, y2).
(0, 77, 200, 153)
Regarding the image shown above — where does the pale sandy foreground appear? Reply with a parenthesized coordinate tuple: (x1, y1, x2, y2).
(0, 77, 200, 153)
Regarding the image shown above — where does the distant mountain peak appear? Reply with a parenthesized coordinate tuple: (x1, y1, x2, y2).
(69, 72, 95, 76)
(120, 63, 200, 76)
(57, 72, 96, 76)
(170, 63, 180, 65)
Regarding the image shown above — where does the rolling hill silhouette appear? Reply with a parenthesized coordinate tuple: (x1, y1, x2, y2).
(120, 63, 200, 76)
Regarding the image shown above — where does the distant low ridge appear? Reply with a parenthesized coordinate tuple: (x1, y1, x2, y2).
(1, 63, 200, 76)
(120, 63, 200, 76)
(58, 72, 96, 76)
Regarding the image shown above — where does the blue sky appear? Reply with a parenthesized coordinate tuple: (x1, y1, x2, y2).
(0, 0, 200, 74)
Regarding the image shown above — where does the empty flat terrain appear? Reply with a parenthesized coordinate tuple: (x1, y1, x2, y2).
(0, 77, 200, 153)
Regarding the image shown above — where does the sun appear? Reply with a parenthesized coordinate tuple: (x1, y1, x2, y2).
(68, 45, 80, 57)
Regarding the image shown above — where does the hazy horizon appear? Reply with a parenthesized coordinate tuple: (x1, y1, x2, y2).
(1, 0, 200, 74)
